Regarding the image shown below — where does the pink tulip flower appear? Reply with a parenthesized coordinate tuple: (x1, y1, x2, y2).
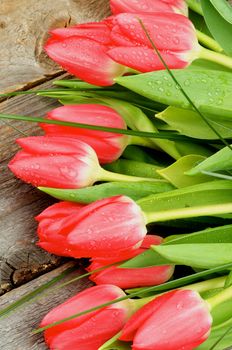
(110, 0, 188, 15)
(8, 136, 100, 189)
(41, 284, 133, 350)
(120, 289, 212, 349)
(108, 12, 200, 72)
(40, 104, 130, 164)
(88, 235, 174, 288)
(45, 21, 127, 86)
(36, 196, 147, 258)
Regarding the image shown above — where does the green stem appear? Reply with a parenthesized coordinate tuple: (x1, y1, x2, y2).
(99, 168, 165, 183)
(196, 30, 223, 53)
(144, 203, 232, 224)
(207, 285, 232, 310)
(199, 46, 232, 69)
(186, 0, 203, 15)
(129, 135, 158, 149)
(182, 276, 226, 293)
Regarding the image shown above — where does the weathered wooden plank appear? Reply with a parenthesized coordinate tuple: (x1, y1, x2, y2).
(0, 76, 71, 294)
(0, 0, 110, 93)
(0, 262, 93, 350)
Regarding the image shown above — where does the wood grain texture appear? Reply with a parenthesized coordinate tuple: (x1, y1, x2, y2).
(0, 76, 69, 294)
(0, 0, 110, 93)
(0, 262, 93, 350)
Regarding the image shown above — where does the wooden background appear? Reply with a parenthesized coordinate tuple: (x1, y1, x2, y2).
(0, 0, 109, 348)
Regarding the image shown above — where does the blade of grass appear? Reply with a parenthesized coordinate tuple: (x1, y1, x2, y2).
(33, 262, 232, 334)
(0, 112, 212, 143)
(138, 18, 232, 152)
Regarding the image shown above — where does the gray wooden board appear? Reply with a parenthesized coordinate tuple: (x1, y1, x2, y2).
(0, 76, 71, 294)
(0, 262, 93, 350)
(0, 0, 110, 93)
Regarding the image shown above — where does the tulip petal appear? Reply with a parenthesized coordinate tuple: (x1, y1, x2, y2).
(45, 37, 126, 86)
(50, 22, 112, 44)
(108, 46, 188, 72)
(114, 13, 197, 52)
(110, 0, 187, 15)
(66, 196, 147, 257)
(133, 290, 212, 350)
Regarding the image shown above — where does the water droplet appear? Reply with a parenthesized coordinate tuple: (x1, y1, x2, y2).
(158, 87, 164, 92)
(217, 99, 223, 105)
(184, 79, 190, 86)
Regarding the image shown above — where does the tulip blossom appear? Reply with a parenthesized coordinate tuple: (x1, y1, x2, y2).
(40, 104, 130, 164)
(45, 21, 127, 86)
(110, 0, 188, 15)
(9, 136, 154, 189)
(41, 284, 133, 350)
(120, 289, 212, 349)
(108, 13, 201, 73)
(36, 196, 147, 258)
(88, 235, 174, 288)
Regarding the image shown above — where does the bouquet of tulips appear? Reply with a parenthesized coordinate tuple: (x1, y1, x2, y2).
(1, 0, 232, 349)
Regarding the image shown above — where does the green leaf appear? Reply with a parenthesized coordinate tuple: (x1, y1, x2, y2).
(116, 69, 232, 119)
(120, 248, 172, 268)
(104, 159, 163, 179)
(187, 145, 232, 175)
(152, 243, 232, 269)
(210, 0, 232, 24)
(39, 181, 174, 203)
(165, 224, 232, 245)
(138, 180, 232, 223)
(157, 155, 211, 188)
(197, 319, 232, 349)
(225, 270, 232, 288)
(122, 145, 169, 166)
(156, 106, 232, 140)
(201, 0, 232, 55)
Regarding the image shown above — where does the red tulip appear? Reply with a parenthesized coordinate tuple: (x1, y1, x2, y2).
(110, 0, 188, 15)
(40, 104, 129, 164)
(120, 289, 212, 349)
(45, 21, 127, 86)
(88, 235, 174, 288)
(108, 13, 200, 72)
(41, 284, 133, 350)
(36, 196, 147, 258)
(8, 136, 100, 189)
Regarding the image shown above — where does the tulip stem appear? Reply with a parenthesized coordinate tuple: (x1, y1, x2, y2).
(199, 46, 232, 70)
(196, 30, 223, 53)
(99, 168, 167, 183)
(129, 135, 159, 150)
(186, 0, 203, 15)
(207, 285, 232, 310)
(182, 276, 226, 293)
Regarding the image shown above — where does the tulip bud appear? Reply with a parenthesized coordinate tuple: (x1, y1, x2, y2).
(41, 284, 133, 350)
(8, 136, 100, 189)
(120, 289, 212, 349)
(108, 13, 200, 73)
(40, 104, 130, 164)
(88, 235, 174, 288)
(45, 22, 127, 86)
(110, 0, 188, 15)
(36, 196, 147, 258)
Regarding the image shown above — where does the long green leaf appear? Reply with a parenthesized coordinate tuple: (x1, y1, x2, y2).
(201, 0, 232, 55)
(153, 243, 232, 268)
(138, 180, 232, 223)
(116, 69, 232, 119)
(0, 113, 200, 142)
(39, 181, 174, 203)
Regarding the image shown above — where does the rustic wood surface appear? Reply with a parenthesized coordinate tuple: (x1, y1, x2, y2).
(0, 1, 110, 348)
(0, 262, 93, 350)
(0, 0, 110, 93)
